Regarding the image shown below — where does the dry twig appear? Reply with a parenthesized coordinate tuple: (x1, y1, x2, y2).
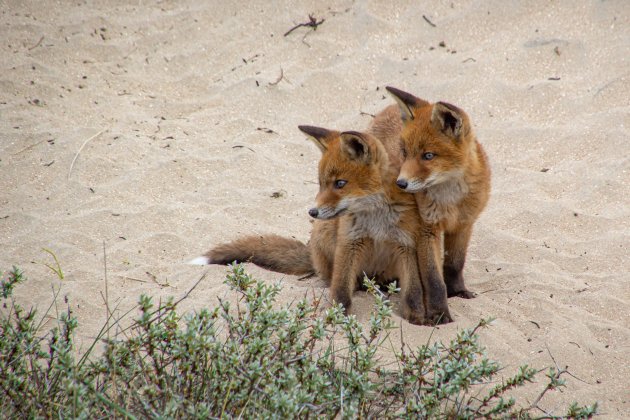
(28, 35, 44, 50)
(268, 67, 285, 86)
(68, 129, 106, 179)
(284, 14, 325, 37)
(422, 15, 436, 27)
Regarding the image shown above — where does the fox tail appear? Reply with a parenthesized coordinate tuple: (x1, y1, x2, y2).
(190, 234, 313, 276)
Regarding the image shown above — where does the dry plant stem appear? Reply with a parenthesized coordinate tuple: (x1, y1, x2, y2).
(76, 301, 136, 368)
(28, 35, 44, 50)
(99, 291, 132, 342)
(116, 275, 149, 284)
(173, 272, 207, 307)
(35, 284, 62, 334)
(284, 14, 325, 37)
(67, 129, 106, 179)
(528, 344, 572, 414)
(268, 67, 284, 86)
(115, 271, 208, 338)
(422, 15, 436, 27)
(13, 138, 48, 155)
(102, 240, 119, 405)
(297, 272, 315, 281)
(103, 241, 110, 338)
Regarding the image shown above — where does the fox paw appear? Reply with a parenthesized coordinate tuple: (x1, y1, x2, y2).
(448, 289, 476, 299)
(405, 311, 426, 326)
(425, 309, 453, 325)
(326, 289, 352, 315)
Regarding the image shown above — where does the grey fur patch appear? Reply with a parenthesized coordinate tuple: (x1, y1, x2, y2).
(345, 194, 415, 247)
(314, 202, 348, 220)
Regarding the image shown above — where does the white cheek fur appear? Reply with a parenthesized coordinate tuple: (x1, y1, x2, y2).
(314, 198, 350, 220)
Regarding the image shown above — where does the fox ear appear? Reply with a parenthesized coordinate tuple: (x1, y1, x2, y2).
(385, 86, 430, 122)
(340, 131, 370, 163)
(431, 102, 464, 139)
(298, 125, 334, 153)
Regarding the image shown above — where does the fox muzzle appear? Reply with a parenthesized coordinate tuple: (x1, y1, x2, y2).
(396, 179, 408, 190)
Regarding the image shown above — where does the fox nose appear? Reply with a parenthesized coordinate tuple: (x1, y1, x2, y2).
(308, 208, 319, 218)
(396, 179, 408, 190)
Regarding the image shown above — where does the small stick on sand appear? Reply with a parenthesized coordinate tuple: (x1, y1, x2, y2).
(68, 129, 106, 179)
(13, 138, 48, 155)
(116, 275, 149, 284)
(28, 35, 45, 50)
(422, 15, 436, 27)
(284, 14, 325, 37)
(268, 67, 284, 86)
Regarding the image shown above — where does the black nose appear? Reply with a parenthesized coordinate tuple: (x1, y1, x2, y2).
(308, 208, 319, 218)
(396, 179, 408, 190)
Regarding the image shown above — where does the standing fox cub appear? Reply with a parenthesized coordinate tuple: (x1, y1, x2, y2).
(194, 126, 429, 325)
(372, 86, 491, 320)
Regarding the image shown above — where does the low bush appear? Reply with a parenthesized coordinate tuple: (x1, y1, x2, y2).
(0, 265, 597, 418)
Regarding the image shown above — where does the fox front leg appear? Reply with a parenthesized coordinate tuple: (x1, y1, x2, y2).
(395, 245, 426, 325)
(443, 224, 476, 299)
(329, 237, 372, 313)
(416, 227, 453, 324)
(310, 242, 334, 283)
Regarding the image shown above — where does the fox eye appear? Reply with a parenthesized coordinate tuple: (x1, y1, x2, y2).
(334, 180, 347, 189)
(422, 152, 435, 161)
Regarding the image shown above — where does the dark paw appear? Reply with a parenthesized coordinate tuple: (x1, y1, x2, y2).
(405, 310, 426, 326)
(425, 308, 453, 325)
(330, 290, 352, 313)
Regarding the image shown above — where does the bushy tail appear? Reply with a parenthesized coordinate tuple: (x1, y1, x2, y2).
(191, 235, 313, 276)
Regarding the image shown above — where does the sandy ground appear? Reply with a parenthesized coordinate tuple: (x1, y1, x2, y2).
(1, 0, 628, 416)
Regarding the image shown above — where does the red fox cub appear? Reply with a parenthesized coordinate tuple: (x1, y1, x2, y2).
(372, 86, 491, 319)
(194, 126, 430, 325)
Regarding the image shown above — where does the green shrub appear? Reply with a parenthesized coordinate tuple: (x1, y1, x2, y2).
(0, 265, 597, 418)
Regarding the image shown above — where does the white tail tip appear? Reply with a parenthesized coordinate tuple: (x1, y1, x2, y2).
(188, 256, 210, 265)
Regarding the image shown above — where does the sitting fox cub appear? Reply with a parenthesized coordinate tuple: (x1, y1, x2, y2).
(194, 89, 489, 324)
(194, 126, 429, 325)
(372, 87, 491, 320)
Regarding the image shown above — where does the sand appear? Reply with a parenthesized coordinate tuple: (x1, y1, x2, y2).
(1, 0, 628, 416)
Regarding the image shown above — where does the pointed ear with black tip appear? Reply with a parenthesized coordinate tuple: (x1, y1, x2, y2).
(298, 125, 334, 153)
(339, 131, 370, 163)
(385, 86, 430, 122)
(431, 102, 464, 139)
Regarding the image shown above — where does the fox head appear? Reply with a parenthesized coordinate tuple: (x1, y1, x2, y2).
(386, 86, 474, 193)
(298, 125, 387, 220)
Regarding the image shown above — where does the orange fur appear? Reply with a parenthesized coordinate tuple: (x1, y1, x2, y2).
(301, 126, 428, 325)
(204, 234, 313, 276)
(199, 125, 436, 325)
(375, 87, 491, 321)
